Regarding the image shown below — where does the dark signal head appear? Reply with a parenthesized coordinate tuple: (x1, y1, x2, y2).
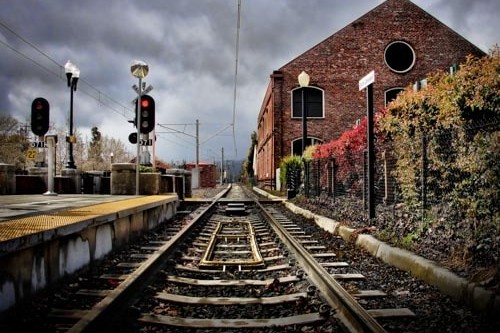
(31, 97, 50, 136)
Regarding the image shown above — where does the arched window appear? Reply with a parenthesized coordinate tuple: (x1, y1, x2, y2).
(385, 87, 404, 106)
(292, 87, 324, 119)
(291, 137, 323, 156)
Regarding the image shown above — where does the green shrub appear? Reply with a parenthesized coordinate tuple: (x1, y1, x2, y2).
(279, 155, 303, 190)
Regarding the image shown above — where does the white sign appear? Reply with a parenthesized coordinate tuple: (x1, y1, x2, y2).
(359, 70, 375, 91)
(140, 139, 153, 146)
(31, 141, 46, 148)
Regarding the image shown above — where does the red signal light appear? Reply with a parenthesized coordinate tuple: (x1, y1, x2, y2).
(135, 95, 155, 134)
(141, 98, 149, 108)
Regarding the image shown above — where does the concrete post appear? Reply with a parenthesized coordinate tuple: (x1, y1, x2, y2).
(0, 164, 16, 194)
(111, 163, 136, 195)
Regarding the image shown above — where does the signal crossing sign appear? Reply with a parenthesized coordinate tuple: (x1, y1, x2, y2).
(31, 141, 47, 148)
(140, 139, 153, 146)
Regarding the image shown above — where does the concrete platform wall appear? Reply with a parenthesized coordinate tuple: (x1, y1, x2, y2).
(0, 198, 177, 312)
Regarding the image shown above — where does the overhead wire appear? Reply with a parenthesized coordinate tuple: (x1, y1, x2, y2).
(155, 0, 242, 159)
(1, 9, 243, 160)
(0, 20, 61, 69)
(0, 19, 134, 120)
(231, 0, 242, 157)
(0, 37, 61, 79)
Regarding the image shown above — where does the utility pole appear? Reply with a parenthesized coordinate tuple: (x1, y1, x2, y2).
(221, 146, 224, 184)
(196, 119, 200, 187)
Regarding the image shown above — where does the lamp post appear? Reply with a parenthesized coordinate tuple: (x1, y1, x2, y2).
(130, 60, 149, 195)
(110, 152, 114, 169)
(64, 60, 80, 169)
(298, 71, 310, 196)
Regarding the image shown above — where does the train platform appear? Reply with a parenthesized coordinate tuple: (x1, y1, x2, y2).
(0, 194, 133, 222)
(0, 194, 178, 246)
(0, 193, 179, 312)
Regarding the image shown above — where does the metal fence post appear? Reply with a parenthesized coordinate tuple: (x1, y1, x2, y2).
(316, 159, 320, 196)
(421, 134, 428, 221)
(330, 157, 336, 202)
(363, 150, 368, 210)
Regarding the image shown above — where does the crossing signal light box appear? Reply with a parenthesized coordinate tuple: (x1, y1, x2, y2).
(31, 97, 50, 136)
(136, 95, 155, 134)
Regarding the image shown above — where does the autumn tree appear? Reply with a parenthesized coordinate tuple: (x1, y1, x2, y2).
(0, 115, 31, 171)
(312, 117, 369, 194)
(379, 48, 499, 212)
(378, 47, 499, 264)
(82, 127, 130, 171)
(86, 126, 103, 170)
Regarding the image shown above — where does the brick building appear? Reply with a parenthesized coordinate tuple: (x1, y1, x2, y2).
(256, 0, 485, 189)
(186, 162, 217, 188)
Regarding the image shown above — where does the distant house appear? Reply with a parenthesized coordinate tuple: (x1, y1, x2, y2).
(186, 162, 217, 188)
(256, 0, 485, 189)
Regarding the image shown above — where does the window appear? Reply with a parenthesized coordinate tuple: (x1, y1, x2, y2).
(385, 87, 404, 106)
(292, 137, 323, 156)
(384, 41, 415, 73)
(292, 87, 324, 118)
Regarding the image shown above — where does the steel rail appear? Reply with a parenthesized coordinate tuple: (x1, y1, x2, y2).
(258, 201, 387, 333)
(199, 220, 264, 268)
(68, 187, 232, 333)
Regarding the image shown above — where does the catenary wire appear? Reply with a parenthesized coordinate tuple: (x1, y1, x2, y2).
(0, 19, 134, 120)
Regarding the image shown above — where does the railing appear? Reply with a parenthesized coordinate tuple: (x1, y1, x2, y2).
(303, 116, 499, 224)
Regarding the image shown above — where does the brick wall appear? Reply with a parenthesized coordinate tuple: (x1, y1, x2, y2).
(186, 163, 217, 188)
(257, 0, 485, 189)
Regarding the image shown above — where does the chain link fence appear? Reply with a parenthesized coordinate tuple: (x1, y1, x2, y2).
(304, 116, 499, 223)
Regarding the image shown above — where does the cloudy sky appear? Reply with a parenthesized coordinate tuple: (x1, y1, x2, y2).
(1, 0, 498, 165)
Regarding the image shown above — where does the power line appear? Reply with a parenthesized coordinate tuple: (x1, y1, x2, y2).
(231, 0, 242, 157)
(0, 19, 133, 119)
(0, 38, 61, 79)
(0, 12, 243, 159)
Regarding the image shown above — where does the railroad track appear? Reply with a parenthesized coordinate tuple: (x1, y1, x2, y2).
(260, 204, 415, 332)
(2, 184, 418, 333)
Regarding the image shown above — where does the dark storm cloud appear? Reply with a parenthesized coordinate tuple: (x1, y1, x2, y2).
(419, 0, 499, 51)
(0, 0, 498, 162)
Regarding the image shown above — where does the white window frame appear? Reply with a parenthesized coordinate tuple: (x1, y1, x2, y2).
(384, 87, 404, 106)
(291, 86, 325, 119)
(291, 137, 323, 156)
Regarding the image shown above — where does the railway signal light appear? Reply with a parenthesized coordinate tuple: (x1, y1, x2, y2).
(31, 97, 50, 136)
(136, 94, 155, 134)
(128, 132, 137, 144)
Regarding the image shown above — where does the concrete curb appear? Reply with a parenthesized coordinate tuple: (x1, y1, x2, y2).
(253, 187, 498, 314)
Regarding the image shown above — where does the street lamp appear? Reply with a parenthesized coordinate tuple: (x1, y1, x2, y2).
(64, 60, 80, 169)
(298, 71, 310, 196)
(298, 71, 310, 153)
(110, 152, 114, 170)
(130, 60, 149, 195)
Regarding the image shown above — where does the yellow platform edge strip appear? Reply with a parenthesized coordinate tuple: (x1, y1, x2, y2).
(0, 195, 176, 243)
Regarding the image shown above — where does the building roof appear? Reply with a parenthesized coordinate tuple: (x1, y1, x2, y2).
(186, 161, 216, 166)
(279, 0, 484, 71)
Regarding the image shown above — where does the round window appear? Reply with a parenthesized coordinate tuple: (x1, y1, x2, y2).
(384, 41, 415, 73)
